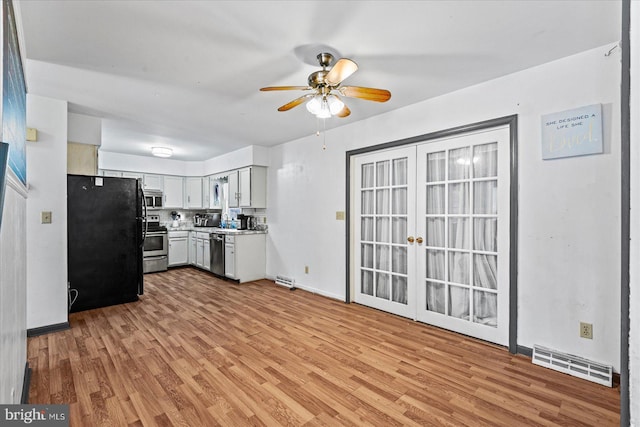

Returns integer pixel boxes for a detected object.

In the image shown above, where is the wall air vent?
[275,275,296,290]
[532,345,612,387]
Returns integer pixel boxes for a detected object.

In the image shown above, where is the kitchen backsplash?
[156,208,267,227]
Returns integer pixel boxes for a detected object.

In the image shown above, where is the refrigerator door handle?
[141,183,149,246]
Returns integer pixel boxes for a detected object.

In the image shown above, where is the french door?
[354,127,511,346]
[354,147,417,319]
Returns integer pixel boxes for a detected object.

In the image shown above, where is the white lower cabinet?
[224,233,266,283]
[188,232,196,265]
[168,231,189,266]
[195,232,210,271]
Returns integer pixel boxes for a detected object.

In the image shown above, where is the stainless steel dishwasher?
[210,233,225,276]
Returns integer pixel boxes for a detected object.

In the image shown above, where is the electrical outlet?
[580,322,593,339]
[41,211,52,224]
[304,266,309,274]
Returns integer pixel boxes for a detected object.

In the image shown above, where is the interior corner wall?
[68,112,101,145]
[26,94,68,330]
[266,43,622,370]
[628,0,639,423]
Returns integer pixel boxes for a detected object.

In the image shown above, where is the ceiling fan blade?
[260,86,311,91]
[277,94,313,111]
[325,58,358,86]
[336,104,351,118]
[339,86,391,102]
[332,95,350,118]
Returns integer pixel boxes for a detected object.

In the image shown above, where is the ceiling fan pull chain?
[322,118,327,151]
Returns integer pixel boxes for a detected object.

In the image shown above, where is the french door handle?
[416,237,423,244]
[407,236,415,243]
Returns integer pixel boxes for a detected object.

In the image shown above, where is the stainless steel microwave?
[144,190,164,209]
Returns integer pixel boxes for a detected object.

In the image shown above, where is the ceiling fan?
[260,53,391,119]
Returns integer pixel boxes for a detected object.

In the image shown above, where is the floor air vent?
[532,345,612,387]
[275,275,296,290]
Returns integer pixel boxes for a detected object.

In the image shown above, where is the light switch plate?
[335,211,345,220]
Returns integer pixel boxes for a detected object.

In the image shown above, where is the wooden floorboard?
[28,267,620,426]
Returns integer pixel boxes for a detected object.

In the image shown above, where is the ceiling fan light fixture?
[327,96,344,115]
[306,96,322,115]
[316,98,331,119]
[151,146,173,158]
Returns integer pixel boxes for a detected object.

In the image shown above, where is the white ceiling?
[15,1,621,161]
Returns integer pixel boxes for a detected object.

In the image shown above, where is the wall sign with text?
[541,104,603,160]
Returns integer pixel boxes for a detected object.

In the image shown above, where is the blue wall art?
[541,104,603,160]
[2,0,27,184]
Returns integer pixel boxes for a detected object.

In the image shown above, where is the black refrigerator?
[67,174,144,313]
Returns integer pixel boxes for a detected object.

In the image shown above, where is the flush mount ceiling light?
[151,147,172,158]
[260,52,391,119]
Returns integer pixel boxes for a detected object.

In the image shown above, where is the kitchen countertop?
[167,226,267,235]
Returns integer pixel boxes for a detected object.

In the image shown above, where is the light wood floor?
[28,267,620,426]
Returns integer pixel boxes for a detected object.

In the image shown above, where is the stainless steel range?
[143,214,168,273]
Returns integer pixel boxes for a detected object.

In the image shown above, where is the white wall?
[0,174,28,403]
[99,150,202,176]
[68,112,101,145]
[100,144,269,178]
[202,145,269,175]
[629,1,639,424]
[26,94,68,329]
[267,44,622,370]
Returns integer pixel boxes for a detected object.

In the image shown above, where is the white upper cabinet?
[185,177,203,208]
[121,171,143,180]
[202,177,211,208]
[143,174,163,191]
[163,176,184,208]
[228,166,266,208]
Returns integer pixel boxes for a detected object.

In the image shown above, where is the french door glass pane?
[448,147,470,180]
[474,254,497,289]
[362,163,375,187]
[473,143,498,178]
[392,246,407,274]
[392,188,407,214]
[361,190,374,214]
[361,270,373,295]
[426,217,445,247]
[474,218,497,252]
[376,189,390,214]
[376,161,390,186]
[375,245,390,270]
[449,285,470,320]
[474,290,497,327]
[426,185,445,214]
[392,158,408,185]
[449,218,469,249]
[426,249,445,280]
[361,243,373,268]
[361,217,373,241]
[376,218,389,242]
[474,180,497,214]
[376,273,390,299]
[426,281,446,314]
[427,151,446,182]
[392,276,408,304]
[392,217,407,244]
[449,182,469,214]
[448,252,469,284]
